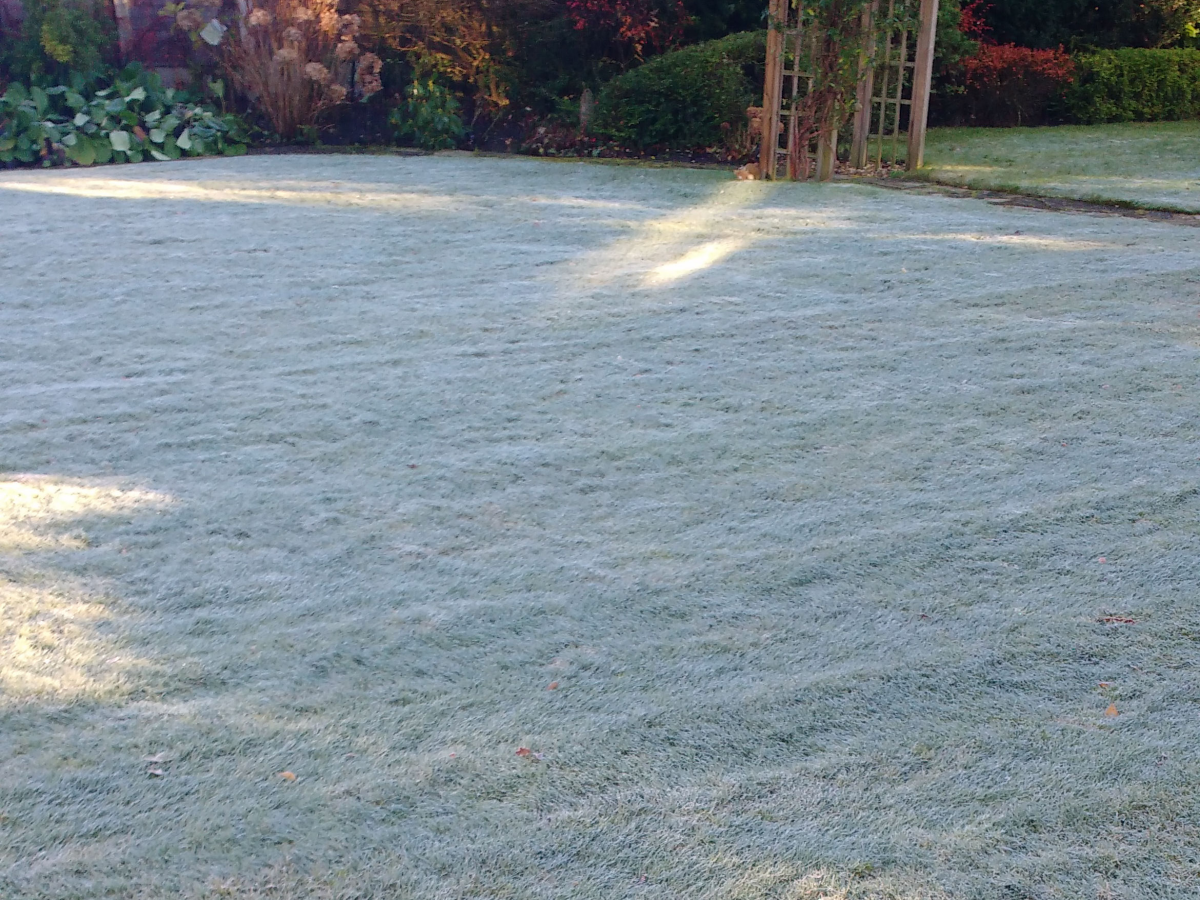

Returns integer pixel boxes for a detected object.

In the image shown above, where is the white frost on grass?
[924,121,1200,212]
[1,154,1200,898]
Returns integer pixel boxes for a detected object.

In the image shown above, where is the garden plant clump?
[3,155,1200,898]
[0,67,247,166]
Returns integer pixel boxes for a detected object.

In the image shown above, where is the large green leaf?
[109,130,131,152]
[73,112,89,127]
[125,86,147,103]
[175,128,192,150]
[65,135,96,166]
[93,140,113,164]
[30,86,48,117]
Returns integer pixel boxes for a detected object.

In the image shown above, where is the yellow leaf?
[1105,704,1119,717]
[278,770,297,781]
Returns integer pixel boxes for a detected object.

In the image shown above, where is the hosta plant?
[0,67,248,166]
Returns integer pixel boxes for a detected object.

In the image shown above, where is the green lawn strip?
[917,121,1200,213]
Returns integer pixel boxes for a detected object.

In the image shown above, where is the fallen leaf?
[1100,616,1136,625]
[1098,682,1112,687]
[547,681,559,690]
[147,767,165,777]
[1098,557,1107,563]
[515,747,532,757]
[143,752,174,763]
[1105,704,1119,717]
[278,771,297,781]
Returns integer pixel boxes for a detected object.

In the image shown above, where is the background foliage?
[0,64,246,165]
[982,0,1200,51]
[4,0,1200,159]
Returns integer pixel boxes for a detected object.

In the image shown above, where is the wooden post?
[816,127,837,181]
[906,0,938,171]
[758,0,787,180]
[850,0,878,170]
[111,0,135,62]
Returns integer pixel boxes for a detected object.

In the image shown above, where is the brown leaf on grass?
[1105,704,1119,717]
[278,771,297,781]
[515,747,544,761]
[547,681,559,690]
[515,747,531,757]
[1100,616,1136,625]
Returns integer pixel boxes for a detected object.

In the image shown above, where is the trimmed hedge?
[592,31,765,150]
[1066,49,1200,124]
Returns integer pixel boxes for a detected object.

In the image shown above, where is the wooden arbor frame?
[758,0,939,181]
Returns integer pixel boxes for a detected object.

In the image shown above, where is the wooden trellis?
[758,0,812,181]
[759,0,939,180]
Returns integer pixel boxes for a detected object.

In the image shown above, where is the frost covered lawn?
[923,121,1200,212]
[2,154,1200,899]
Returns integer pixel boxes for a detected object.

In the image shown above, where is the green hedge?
[1066,49,1200,124]
[592,32,765,150]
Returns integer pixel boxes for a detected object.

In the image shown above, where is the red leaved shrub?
[565,0,689,67]
[962,43,1075,126]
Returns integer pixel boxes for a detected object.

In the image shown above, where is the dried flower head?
[327,83,347,102]
[175,8,204,31]
[291,6,314,22]
[283,26,303,42]
[338,13,361,37]
[247,7,272,26]
[303,61,331,83]
[355,52,383,96]
[274,46,299,64]
[319,9,339,34]
[356,73,382,97]
[334,39,359,61]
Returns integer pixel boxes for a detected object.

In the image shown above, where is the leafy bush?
[0,0,116,84]
[959,43,1076,127]
[981,0,1200,52]
[0,66,248,166]
[1065,48,1200,123]
[389,78,466,149]
[591,30,765,150]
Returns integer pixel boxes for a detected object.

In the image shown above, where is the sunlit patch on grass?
[0,478,170,552]
[0,477,170,703]
[643,237,750,286]
[0,578,140,703]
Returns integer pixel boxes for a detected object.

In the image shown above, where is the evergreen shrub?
[1066,49,1200,123]
[591,31,765,150]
